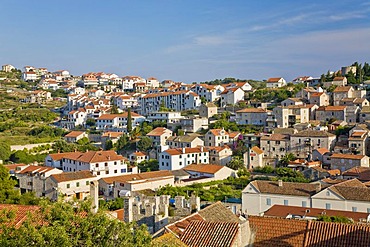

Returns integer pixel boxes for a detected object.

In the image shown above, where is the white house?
[46,150,135,179]
[96,112,145,132]
[266,77,286,88]
[205,128,229,147]
[311,179,370,213]
[220,87,244,107]
[242,180,319,215]
[146,127,173,146]
[159,147,209,170]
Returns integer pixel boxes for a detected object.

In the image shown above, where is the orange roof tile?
[330,153,365,160]
[251,146,264,155]
[236,108,267,113]
[165,147,206,155]
[101,170,173,184]
[51,171,96,183]
[183,164,225,174]
[146,127,171,136]
[65,131,85,138]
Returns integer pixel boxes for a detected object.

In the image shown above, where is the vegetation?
[0,199,152,246]
[0,164,40,205]
[157,176,249,201]
[138,159,159,172]
[99,198,124,211]
[137,136,153,152]
[51,139,99,153]
[0,143,11,161]
[252,166,309,183]
[127,108,132,132]
[247,83,306,103]
[317,215,353,223]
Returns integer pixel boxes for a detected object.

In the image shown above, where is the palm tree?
[227,156,244,170]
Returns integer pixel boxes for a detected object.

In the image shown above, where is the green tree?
[278,153,296,167]
[86,118,96,127]
[0,199,152,246]
[138,159,159,172]
[116,135,129,151]
[137,136,152,152]
[105,140,113,150]
[0,143,11,162]
[127,108,132,132]
[227,156,244,170]
[0,164,19,204]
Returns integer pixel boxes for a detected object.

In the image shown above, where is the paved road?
[10,142,55,151]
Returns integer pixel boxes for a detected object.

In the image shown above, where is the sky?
[1,0,370,83]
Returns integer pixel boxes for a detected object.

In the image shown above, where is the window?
[86,181,89,185]
[367,208,370,213]
[76,182,80,187]
[67,184,70,189]
[106,171,109,174]
[266,198,271,206]
[121,169,126,173]
[95,163,99,168]
[352,207,357,212]
[114,161,117,165]
[179,162,182,166]
[302,201,307,207]
[105,162,108,167]
[114,170,117,174]
[325,203,331,210]
[97,172,100,175]
[284,200,288,206]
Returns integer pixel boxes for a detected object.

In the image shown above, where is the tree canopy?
[0,199,152,246]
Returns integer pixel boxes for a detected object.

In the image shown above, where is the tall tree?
[0,143,11,162]
[226,156,244,170]
[127,108,132,132]
[137,136,152,152]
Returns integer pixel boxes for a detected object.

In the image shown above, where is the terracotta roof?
[180,221,239,247]
[208,129,229,136]
[327,169,341,176]
[236,108,267,113]
[251,146,264,155]
[60,150,125,163]
[292,130,336,137]
[101,170,173,184]
[267,77,283,83]
[204,145,232,153]
[165,201,240,238]
[165,147,206,155]
[264,205,369,222]
[48,152,81,161]
[314,147,330,155]
[132,151,147,157]
[146,127,171,136]
[228,132,241,139]
[65,131,85,138]
[328,179,370,202]
[51,171,96,183]
[3,163,28,172]
[342,166,370,177]
[166,135,199,143]
[249,216,370,247]
[101,131,123,138]
[333,85,352,92]
[310,92,324,97]
[0,204,41,228]
[333,76,346,81]
[18,165,57,175]
[249,216,307,247]
[183,164,225,174]
[151,233,187,247]
[305,220,370,246]
[97,112,141,120]
[247,180,318,197]
[316,105,346,111]
[261,134,289,141]
[330,153,365,160]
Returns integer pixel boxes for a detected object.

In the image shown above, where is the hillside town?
[2,62,370,246]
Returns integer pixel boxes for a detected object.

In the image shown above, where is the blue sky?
[1,0,370,82]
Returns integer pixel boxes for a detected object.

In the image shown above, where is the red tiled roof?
[65,131,85,138]
[267,77,283,83]
[165,147,206,155]
[314,147,330,155]
[51,171,96,183]
[180,221,239,247]
[0,204,41,228]
[183,164,225,174]
[317,106,346,111]
[251,146,264,155]
[208,128,229,136]
[330,153,365,160]
[18,165,56,175]
[333,85,352,92]
[236,108,267,113]
[264,205,369,222]
[146,127,171,136]
[248,180,318,197]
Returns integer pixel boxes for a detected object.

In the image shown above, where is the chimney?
[90,180,99,214]
[278,180,283,187]
[182,147,185,154]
